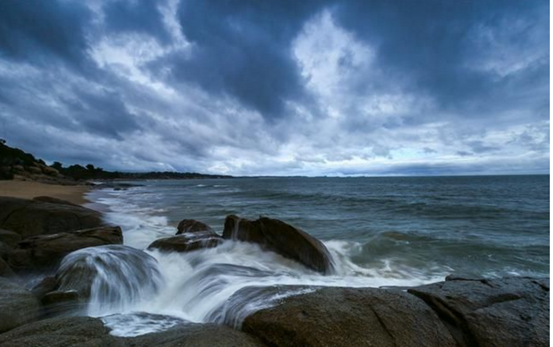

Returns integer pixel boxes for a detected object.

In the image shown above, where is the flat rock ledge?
[233,276,549,347]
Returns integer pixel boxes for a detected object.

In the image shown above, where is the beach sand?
[0,180,90,205]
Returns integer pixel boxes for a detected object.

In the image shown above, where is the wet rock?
[239,285,456,347]
[0,241,12,260]
[0,257,15,278]
[0,229,21,248]
[41,290,82,318]
[127,322,266,347]
[0,277,40,333]
[223,215,334,274]
[0,316,120,347]
[0,316,266,347]
[0,197,103,238]
[32,196,81,207]
[31,276,59,299]
[408,276,550,347]
[8,226,123,271]
[148,232,223,253]
[177,219,215,234]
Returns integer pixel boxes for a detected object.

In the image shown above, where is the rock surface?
[0,197,103,238]
[408,276,550,347]
[223,215,334,274]
[0,316,266,347]
[237,285,456,347]
[0,316,118,347]
[148,232,223,253]
[0,277,40,333]
[0,229,21,248]
[8,226,123,271]
[177,219,214,234]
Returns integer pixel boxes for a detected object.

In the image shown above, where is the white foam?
[85,186,445,337]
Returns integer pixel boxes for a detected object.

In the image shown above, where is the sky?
[0,0,549,176]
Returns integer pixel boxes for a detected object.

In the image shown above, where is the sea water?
[80,175,549,336]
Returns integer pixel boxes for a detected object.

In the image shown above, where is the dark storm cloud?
[171,0,323,119]
[331,0,549,118]
[0,0,91,66]
[63,88,141,139]
[0,0,548,175]
[102,0,171,43]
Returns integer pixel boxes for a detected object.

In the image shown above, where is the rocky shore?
[0,195,549,346]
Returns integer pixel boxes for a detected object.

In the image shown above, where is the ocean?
[84,175,549,335]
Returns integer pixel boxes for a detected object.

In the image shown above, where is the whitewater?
[75,183,448,336]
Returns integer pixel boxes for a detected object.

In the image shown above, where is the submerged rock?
[0,277,40,333]
[177,219,215,234]
[223,215,334,274]
[408,276,550,347]
[8,226,123,271]
[239,285,456,347]
[0,197,103,238]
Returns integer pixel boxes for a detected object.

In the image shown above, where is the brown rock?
[148,231,222,253]
[0,229,21,248]
[223,215,334,274]
[238,285,456,347]
[0,316,266,347]
[0,277,40,333]
[177,219,214,234]
[8,226,123,271]
[0,197,103,238]
[408,276,550,347]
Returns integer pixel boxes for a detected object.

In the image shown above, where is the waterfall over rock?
[56,245,163,315]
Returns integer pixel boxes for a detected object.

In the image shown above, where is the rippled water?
[83,175,549,336]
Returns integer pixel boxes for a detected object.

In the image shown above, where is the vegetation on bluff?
[0,140,231,181]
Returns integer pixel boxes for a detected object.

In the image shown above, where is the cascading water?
[57,245,163,316]
[77,186,450,337]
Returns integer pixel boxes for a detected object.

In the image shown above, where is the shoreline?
[0,180,91,206]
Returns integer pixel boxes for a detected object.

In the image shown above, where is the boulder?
[8,226,123,271]
[0,277,40,333]
[0,197,103,238]
[148,232,223,253]
[177,219,215,234]
[408,276,550,347]
[238,285,456,347]
[223,216,334,274]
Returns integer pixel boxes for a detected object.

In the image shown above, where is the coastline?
[0,180,91,205]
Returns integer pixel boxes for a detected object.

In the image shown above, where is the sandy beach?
[0,180,90,205]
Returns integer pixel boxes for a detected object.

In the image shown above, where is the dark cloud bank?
[0,0,549,176]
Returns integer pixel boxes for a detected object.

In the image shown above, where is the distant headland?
[0,140,232,183]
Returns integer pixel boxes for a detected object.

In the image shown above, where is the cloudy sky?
[0,0,549,176]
